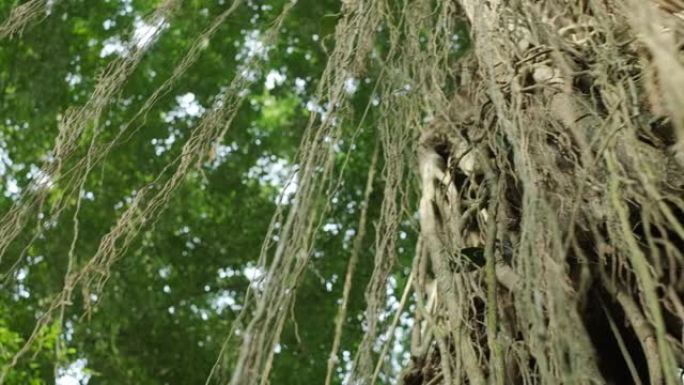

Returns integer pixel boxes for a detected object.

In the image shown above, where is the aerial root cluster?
[408,0,684,384]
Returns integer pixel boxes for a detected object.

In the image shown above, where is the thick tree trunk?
[407,1,684,384]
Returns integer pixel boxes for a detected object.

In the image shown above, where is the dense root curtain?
[408,0,684,384]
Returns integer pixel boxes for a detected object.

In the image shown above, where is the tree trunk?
[407,1,684,384]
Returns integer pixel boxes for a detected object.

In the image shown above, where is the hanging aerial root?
[0,2,290,382]
[324,144,379,385]
[80,0,295,314]
[483,172,503,385]
[1,0,247,300]
[0,0,180,268]
[0,0,54,40]
[606,153,679,385]
[214,1,388,384]
[600,269,662,385]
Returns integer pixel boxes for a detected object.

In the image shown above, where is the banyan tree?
[1,0,684,384]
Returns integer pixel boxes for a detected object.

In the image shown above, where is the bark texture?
[407,1,684,384]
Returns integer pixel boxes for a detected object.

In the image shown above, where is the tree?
[0,1,683,385]
[408,1,684,384]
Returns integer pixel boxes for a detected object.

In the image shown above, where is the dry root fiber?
[406,0,684,384]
